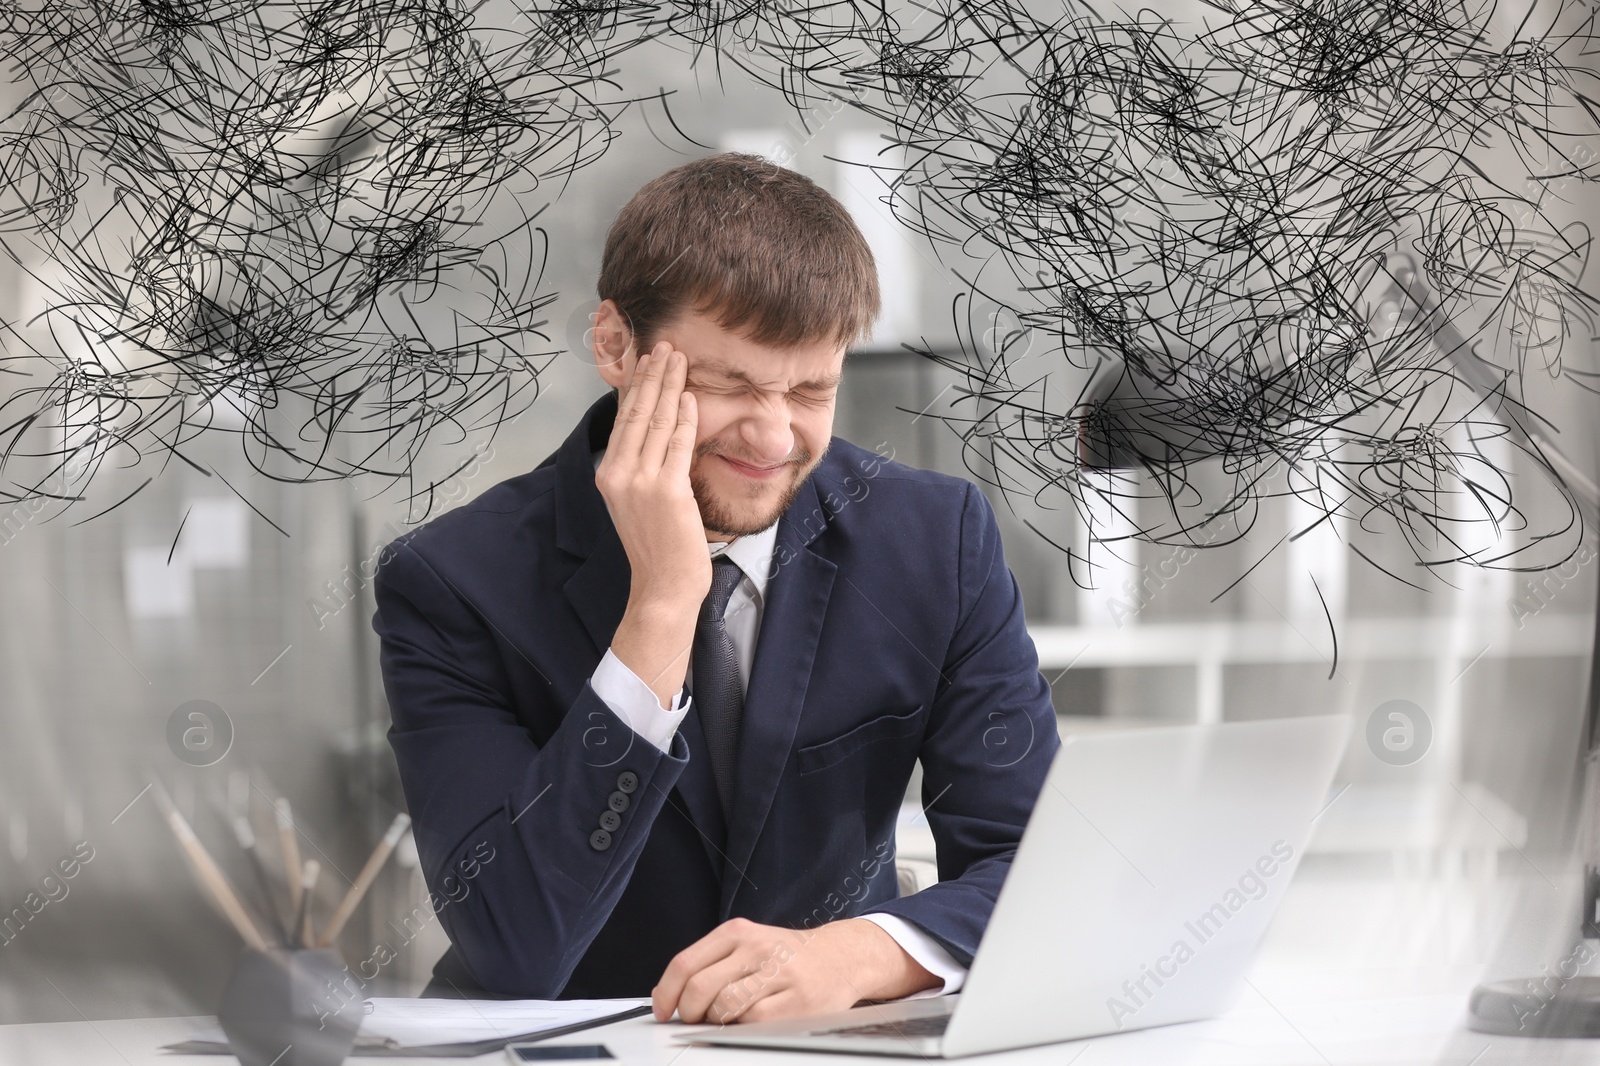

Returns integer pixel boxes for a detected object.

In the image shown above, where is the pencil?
[317,813,411,946]
[275,798,304,916]
[232,815,288,943]
[150,781,270,952]
[293,859,321,948]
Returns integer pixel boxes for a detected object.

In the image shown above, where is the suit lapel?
[555,392,729,872]
[720,477,837,917]
[560,533,630,660]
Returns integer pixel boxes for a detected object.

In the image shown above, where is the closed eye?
[687,379,743,395]
[688,377,836,406]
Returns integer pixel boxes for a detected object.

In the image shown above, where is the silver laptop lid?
[944,714,1349,1057]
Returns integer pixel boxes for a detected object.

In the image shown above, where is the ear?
[591,300,637,390]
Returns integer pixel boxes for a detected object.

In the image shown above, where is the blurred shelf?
[1029,614,1591,669]
[1030,614,1591,726]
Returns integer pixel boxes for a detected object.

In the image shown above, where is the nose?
[738,398,796,465]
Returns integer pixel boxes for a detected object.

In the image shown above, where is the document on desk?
[164,997,654,1057]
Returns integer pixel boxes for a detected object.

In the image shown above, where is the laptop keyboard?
[818,1014,950,1039]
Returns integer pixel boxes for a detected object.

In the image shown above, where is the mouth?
[717,455,789,481]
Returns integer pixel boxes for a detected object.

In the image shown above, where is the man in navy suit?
[373,153,1059,1024]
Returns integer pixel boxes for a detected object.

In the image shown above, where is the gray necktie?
[694,556,746,817]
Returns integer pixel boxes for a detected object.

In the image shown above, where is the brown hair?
[597,152,880,354]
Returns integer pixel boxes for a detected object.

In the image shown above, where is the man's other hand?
[651,916,942,1025]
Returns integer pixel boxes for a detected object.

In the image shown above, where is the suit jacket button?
[599,810,621,832]
[616,771,638,794]
[607,791,630,813]
[589,829,612,851]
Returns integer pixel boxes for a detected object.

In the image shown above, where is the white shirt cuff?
[856,913,967,998]
[591,648,690,754]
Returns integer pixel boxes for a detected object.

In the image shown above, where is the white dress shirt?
[587,452,967,997]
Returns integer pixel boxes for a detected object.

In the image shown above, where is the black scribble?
[1210,533,1291,604]
[168,503,190,566]
[0,0,1595,593]
[1311,572,1338,680]
[721,0,1600,579]
[0,0,654,518]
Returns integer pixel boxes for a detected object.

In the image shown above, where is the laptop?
[677,713,1350,1058]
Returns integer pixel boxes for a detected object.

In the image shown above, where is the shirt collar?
[708,521,778,603]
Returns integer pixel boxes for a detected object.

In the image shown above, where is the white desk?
[1029,612,1589,727]
[7,988,1600,1066]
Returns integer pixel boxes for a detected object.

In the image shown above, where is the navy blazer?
[372,392,1060,998]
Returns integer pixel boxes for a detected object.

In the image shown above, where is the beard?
[690,438,826,537]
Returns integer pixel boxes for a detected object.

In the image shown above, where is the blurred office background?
[0,0,1597,1036]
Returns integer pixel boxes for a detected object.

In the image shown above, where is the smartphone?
[505,1044,614,1061]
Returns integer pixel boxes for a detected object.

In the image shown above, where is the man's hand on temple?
[650,916,942,1025]
[596,341,710,707]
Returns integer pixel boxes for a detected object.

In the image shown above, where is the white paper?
[175,997,652,1052]
[358,997,651,1047]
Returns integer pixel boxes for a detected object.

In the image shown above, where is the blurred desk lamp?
[1069,252,1600,1036]
[1381,257,1600,1037]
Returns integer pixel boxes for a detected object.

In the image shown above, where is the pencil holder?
[217,946,362,1066]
